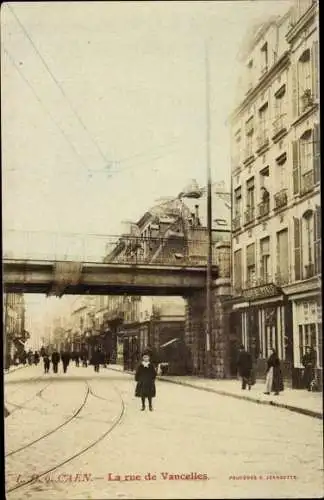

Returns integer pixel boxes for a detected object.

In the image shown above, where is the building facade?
[229,0,321,387]
[3,293,29,362]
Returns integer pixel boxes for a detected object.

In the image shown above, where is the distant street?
[5,366,323,499]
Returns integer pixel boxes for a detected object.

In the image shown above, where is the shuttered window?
[277,229,289,283]
[292,140,299,194]
[312,40,319,100]
[294,218,302,280]
[314,205,321,274]
[313,123,320,184]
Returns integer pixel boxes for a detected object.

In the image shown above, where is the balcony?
[258,200,270,218]
[300,88,314,113]
[256,131,269,153]
[232,215,241,232]
[300,170,314,195]
[257,274,272,286]
[244,207,255,225]
[273,189,288,211]
[275,271,290,286]
[304,263,315,279]
[272,114,287,140]
[243,146,254,165]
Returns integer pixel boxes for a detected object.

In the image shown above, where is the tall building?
[3,293,29,361]
[228,0,320,387]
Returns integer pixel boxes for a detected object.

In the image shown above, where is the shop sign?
[242,283,280,301]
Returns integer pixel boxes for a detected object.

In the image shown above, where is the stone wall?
[184,278,231,378]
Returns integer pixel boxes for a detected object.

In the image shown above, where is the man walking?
[237,344,253,390]
[51,350,60,374]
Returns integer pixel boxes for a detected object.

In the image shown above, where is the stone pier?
[184,241,232,378]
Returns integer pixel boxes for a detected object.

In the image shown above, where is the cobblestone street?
[5,366,323,499]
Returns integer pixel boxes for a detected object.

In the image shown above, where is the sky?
[1,0,291,345]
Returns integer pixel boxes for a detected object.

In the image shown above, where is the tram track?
[5,380,54,417]
[6,380,126,494]
[6,382,90,458]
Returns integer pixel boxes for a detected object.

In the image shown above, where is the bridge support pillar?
[185,278,231,378]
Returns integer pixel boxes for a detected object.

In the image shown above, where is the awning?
[160,338,180,348]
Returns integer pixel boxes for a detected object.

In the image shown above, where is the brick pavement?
[109,364,323,419]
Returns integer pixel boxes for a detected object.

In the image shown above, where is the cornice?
[286,3,317,44]
[230,52,290,123]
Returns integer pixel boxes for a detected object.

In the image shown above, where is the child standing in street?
[135,353,156,411]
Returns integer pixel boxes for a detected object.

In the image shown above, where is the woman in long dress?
[264,348,284,395]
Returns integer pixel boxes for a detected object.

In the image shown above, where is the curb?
[108,366,323,420]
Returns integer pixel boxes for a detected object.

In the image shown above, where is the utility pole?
[205,39,212,377]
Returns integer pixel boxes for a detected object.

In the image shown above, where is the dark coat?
[267,353,284,392]
[237,350,253,378]
[302,351,316,388]
[43,356,50,368]
[135,363,156,398]
[61,352,70,365]
[51,352,60,365]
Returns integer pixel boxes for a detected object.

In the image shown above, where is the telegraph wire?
[8,3,113,175]
[3,47,91,174]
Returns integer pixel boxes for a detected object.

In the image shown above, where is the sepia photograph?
[2,0,322,499]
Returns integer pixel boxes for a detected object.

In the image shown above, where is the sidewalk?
[108,364,323,419]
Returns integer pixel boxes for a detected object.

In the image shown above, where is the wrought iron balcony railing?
[304,263,315,279]
[258,200,270,217]
[244,207,255,225]
[274,189,288,210]
[272,114,287,136]
[275,271,290,286]
[256,131,269,151]
[300,170,314,195]
[300,88,314,113]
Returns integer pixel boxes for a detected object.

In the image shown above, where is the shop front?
[290,290,322,389]
[229,283,293,383]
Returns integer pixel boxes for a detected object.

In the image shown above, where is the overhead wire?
[6,4,195,180]
[8,3,113,175]
[3,47,92,174]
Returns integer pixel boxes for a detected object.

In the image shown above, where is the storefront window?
[318,323,322,368]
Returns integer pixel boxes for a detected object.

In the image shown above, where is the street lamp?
[205,39,212,377]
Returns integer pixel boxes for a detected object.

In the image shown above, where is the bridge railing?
[2,229,218,267]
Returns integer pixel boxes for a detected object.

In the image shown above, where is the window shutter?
[312,40,319,100]
[314,206,321,274]
[294,218,302,280]
[292,65,298,118]
[292,140,300,194]
[313,123,320,184]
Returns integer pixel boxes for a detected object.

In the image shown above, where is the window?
[276,229,289,284]
[246,243,256,287]
[233,249,242,292]
[260,237,270,283]
[275,152,287,192]
[273,85,286,132]
[258,103,268,145]
[246,177,255,208]
[261,42,268,74]
[245,117,254,158]
[302,210,314,278]
[234,187,242,217]
[298,49,312,112]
